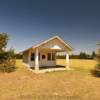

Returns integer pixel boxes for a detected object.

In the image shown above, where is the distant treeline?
[15,54,23,59]
[56,51,96,59]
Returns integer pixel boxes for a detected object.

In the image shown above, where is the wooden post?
[35,48,39,71]
[66,52,69,69]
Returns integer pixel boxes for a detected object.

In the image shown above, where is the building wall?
[23,51,29,64]
[39,51,56,67]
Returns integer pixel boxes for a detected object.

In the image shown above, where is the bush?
[0,50,16,73]
[92,64,100,77]
[0,59,16,73]
[93,49,100,77]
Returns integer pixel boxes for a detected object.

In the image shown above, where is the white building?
[22,36,73,73]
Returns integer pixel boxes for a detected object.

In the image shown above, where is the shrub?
[93,49,100,77]
[0,58,16,73]
[0,50,16,72]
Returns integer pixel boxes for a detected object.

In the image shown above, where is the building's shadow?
[30,65,65,70]
[40,65,65,70]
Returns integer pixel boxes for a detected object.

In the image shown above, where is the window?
[31,53,40,61]
[31,53,35,61]
[48,53,51,61]
[52,53,55,60]
[42,55,45,59]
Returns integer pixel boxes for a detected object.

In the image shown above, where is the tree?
[79,52,89,59]
[0,33,16,72]
[91,51,96,59]
[15,53,23,59]
[0,33,8,51]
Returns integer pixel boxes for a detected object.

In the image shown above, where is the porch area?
[28,48,70,73]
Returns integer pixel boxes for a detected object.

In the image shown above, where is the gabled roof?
[21,35,73,53]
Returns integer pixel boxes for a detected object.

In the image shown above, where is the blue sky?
[0,0,100,54]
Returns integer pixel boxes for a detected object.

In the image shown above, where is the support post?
[35,48,39,71]
[66,52,69,69]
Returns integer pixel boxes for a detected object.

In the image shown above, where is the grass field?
[0,59,100,100]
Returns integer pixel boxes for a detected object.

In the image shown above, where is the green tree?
[79,52,89,59]
[15,53,23,59]
[91,51,96,59]
[0,33,8,51]
[0,33,16,72]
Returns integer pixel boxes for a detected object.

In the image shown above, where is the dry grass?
[57,59,97,70]
[0,59,100,100]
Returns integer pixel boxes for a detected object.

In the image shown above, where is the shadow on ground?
[90,69,100,77]
[30,65,65,70]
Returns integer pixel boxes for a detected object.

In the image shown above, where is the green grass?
[0,59,100,100]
